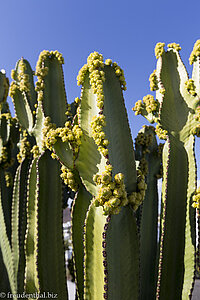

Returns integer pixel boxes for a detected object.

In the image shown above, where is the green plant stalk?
[135,126,162,300]
[24,151,68,299]
[134,43,198,299]
[71,182,92,300]
[73,54,139,300]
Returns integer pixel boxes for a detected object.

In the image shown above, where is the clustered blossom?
[133,95,158,117]
[189,40,200,65]
[30,145,40,159]
[128,170,147,211]
[192,187,200,209]
[93,166,128,215]
[167,43,181,52]
[60,165,78,192]
[155,124,168,140]
[149,70,158,91]
[17,131,31,163]
[132,100,144,116]
[91,115,109,158]
[155,42,165,59]
[191,106,200,137]
[185,79,197,96]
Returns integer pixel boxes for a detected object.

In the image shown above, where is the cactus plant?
[134,125,163,300]
[0,41,199,300]
[0,52,69,299]
[53,52,145,299]
[133,41,200,299]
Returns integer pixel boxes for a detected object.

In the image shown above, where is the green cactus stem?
[0,70,9,105]
[105,206,139,300]
[24,151,68,298]
[83,202,107,299]
[73,52,140,300]
[76,52,138,210]
[9,59,35,133]
[135,42,199,299]
[71,182,92,299]
[35,50,67,127]
[0,171,17,294]
[135,126,162,300]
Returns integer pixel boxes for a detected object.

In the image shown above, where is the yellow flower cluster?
[194,106,200,122]
[132,100,144,115]
[17,131,31,163]
[42,117,56,149]
[9,81,18,99]
[160,88,166,95]
[167,43,181,52]
[0,146,15,169]
[30,145,40,159]
[90,115,109,157]
[143,94,158,114]
[155,42,165,59]
[93,161,147,214]
[93,166,128,215]
[133,95,158,117]
[189,40,200,65]
[0,146,8,165]
[76,64,88,86]
[60,165,78,192]
[155,124,168,140]
[43,117,82,156]
[128,170,147,211]
[5,172,13,187]
[149,70,158,91]
[185,79,197,96]
[74,97,81,105]
[192,186,200,209]
[191,124,200,137]
[0,113,12,120]
[191,106,200,136]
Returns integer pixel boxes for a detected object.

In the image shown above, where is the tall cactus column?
[135,126,163,300]
[9,51,70,299]
[133,42,199,299]
[72,53,145,300]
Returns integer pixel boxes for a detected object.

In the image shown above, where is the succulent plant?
[133,41,200,299]
[0,41,199,300]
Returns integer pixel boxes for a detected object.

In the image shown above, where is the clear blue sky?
[1,0,200,176]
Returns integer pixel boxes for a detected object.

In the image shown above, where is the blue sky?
[1,0,200,175]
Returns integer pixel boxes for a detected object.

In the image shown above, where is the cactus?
[135,125,163,300]
[0,42,199,300]
[133,41,200,299]
[0,52,69,299]
[57,52,142,299]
